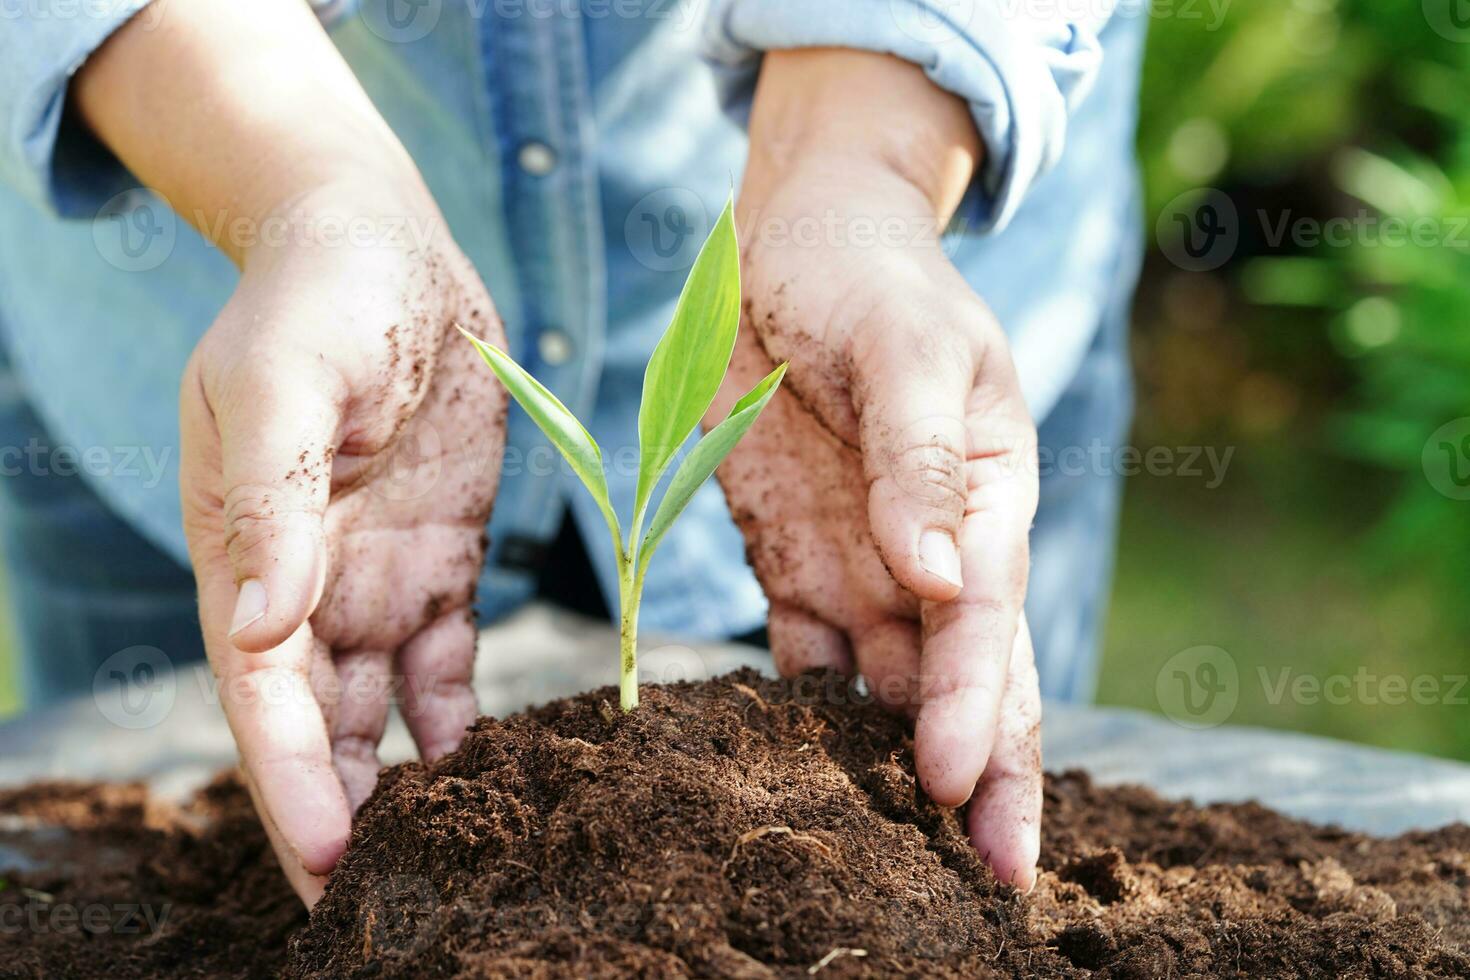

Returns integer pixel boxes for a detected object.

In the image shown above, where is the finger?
[912,476,1033,808]
[966,617,1042,893]
[208,612,351,876]
[768,602,853,676]
[183,363,352,889]
[852,319,975,603]
[397,607,479,762]
[327,647,393,812]
[211,355,346,653]
[241,769,329,908]
[851,619,921,717]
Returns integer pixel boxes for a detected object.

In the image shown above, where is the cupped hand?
[179,188,507,904]
[720,119,1043,889]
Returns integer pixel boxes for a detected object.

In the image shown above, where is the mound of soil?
[2,670,1467,978]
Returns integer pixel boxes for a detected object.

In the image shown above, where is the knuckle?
[903,447,966,508]
[922,595,1009,642]
[222,484,319,567]
[881,423,967,512]
[223,513,278,567]
[920,672,999,713]
[331,733,381,764]
[223,483,274,523]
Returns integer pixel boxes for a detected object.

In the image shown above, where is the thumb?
[854,324,975,603]
[212,358,343,653]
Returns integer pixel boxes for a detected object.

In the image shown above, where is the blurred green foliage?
[1103,0,1470,758]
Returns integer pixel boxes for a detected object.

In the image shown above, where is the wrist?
[232,166,441,274]
[743,49,981,223]
[74,0,430,267]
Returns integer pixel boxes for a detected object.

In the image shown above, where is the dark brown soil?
[0,774,303,979]
[2,670,1467,978]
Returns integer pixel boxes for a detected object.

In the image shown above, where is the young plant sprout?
[460,197,786,712]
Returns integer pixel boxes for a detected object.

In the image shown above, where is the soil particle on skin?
[2,670,1467,979]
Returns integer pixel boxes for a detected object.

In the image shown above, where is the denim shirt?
[0,0,1146,641]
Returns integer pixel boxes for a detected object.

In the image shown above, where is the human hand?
[718,50,1042,889]
[73,0,507,906]
[179,186,507,904]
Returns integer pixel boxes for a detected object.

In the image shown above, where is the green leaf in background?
[459,327,622,544]
[633,195,742,531]
[638,362,786,573]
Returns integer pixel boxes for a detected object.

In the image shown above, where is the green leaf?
[459,327,622,544]
[638,362,786,572]
[634,195,742,534]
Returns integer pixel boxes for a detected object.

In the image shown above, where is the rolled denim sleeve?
[703,0,1128,232]
[0,0,154,217]
[0,0,353,219]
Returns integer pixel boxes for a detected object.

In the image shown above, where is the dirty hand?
[178,190,507,905]
[76,0,506,905]
[718,50,1042,889]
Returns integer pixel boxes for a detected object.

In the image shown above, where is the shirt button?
[538,329,574,366]
[517,141,558,177]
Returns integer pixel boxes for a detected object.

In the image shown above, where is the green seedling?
[460,197,785,712]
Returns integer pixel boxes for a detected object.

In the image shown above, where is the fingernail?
[229,579,268,637]
[919,529,963,589]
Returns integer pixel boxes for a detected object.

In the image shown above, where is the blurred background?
[0,1,1465,761]
[1100,0,1470,759]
